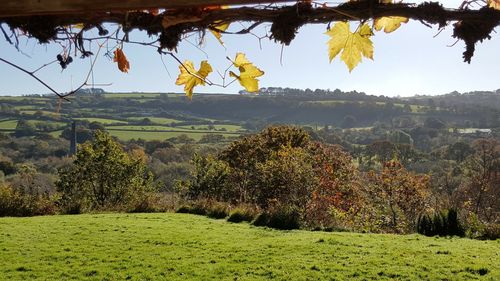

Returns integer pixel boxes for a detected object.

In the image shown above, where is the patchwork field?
[0,213,498,280]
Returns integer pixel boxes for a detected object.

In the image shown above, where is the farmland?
[0,213,498,280]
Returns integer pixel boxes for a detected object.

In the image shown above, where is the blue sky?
[0,0,498,97]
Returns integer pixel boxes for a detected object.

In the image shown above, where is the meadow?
[0,213,498,280]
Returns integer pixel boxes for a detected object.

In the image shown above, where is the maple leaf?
[175,60,213,99]
[374,16,408,33]
[209,22,230,45]
[325,22,373,72]
[113,48,130,73]
[488,0,500,10]
[229,53,264,93]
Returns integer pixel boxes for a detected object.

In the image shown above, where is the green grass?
[177,124,244,132]
[0,120,18,130]
[0,213,497,280]
[74,117,127,125]
[127,117,183,124]
[107,130,238,141]
[103,93,162,98]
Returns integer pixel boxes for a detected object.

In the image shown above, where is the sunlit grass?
[0,213,498,280]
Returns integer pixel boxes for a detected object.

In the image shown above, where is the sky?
[0,0,499,97]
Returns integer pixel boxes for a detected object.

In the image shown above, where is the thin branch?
[0,57,68,100]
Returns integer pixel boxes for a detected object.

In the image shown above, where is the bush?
[417,209,464,237]
[227,206,257,223]
[127,192,179,213]
[0,184,58,217]
[175,200,229,218]
[252,206,301,230]
[206,202,229,219]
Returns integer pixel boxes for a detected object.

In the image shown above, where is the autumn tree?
[367,160,431,233]
[458,138,499,224]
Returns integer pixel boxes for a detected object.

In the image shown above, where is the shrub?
[252,206,301,230]
[417,209,464,237]
[127,192,179,213]
[0,184,58,217]
[227,206,257,223]
[206,202,229,219]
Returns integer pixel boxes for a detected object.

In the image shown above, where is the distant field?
[127,117,183,124]
[103,93,183,98]
[0,213,498,280]
[19,110,62,117]
[74,117,127,125]
[0,120,17,130]
[107,130,239,141]
[177,124,244,132]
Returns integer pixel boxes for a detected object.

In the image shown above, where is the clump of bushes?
[417,209,464,237]
[175,200,229,219]
[0,184,58,217]
[252,205,301,230]
[227,205,258,223]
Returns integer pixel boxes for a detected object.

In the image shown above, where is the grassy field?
[0,213,498,281]
[0,120,17,130]
[107,130,239,141]
[127,117,184,124]
[74,117,127,125]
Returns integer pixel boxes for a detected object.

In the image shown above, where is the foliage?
[252,204,302,230]
[0,183,57,217]
[366,160,431,233]
[227,205,258,223]
[175,60,213,99]
[56,130,155,213]
[417,209,465,237]
[229,53,265,93]
[326,22,373,72]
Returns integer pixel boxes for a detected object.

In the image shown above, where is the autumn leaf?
[325,22,373,72]
[175,60,213,99]
[373,1,408,33]
[210,22,230,45]
[374,16,408,33]
[229,53,264,93]
[488,0,500,10]
[113,48,130,73]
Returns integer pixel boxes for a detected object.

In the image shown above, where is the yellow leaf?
[210,22,230,45]
[374,16,408,33]
[488,0,500,10]
[325,22,373,72]
[229,53,264,93]
[175,60,213,99]
[113,48,130,73]
[72,23,85,29]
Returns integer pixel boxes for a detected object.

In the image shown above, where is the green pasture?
[0,120,17,130]
[176,124,244,132]
[107,130,238,141]
[74,117,127,125]
[127,117,183,124]
[0,213,498,280]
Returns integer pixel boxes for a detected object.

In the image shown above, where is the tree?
[367,160,431,233]
[458,138,499,223]
[14,120,37,137]
[56,130,155,213]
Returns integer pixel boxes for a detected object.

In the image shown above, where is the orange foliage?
[113,48,130,73]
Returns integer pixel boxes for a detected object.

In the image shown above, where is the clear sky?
[0,0,498,97]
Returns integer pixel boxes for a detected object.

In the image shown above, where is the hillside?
[1,88,498,144]
[0,213,498,280]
